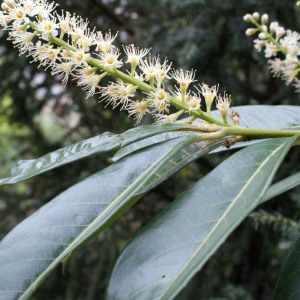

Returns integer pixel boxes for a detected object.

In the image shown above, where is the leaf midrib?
[159,144,285,300]
[19,135,199,300]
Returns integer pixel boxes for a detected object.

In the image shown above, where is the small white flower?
[35,0,58,20]
[37,18,59,40]
[29,41,60,69]
[123,44,150,67]
[216,93,231,120]
[11,31,34,54]
[286,45,300,61]
[78,33,94,51]
[139,56,160,81]
[155,58,172,83]
[67,15,89,43]
[10,6,30,24]
[75,66,102,98]
[51,62,73,85]
[36,44,61,69]
[264,42,278,58]
[186,93,201,112]
[98,49,123,71]
[95,30,117,53]
[253,38,265,52]
[22,0,38,17]
[67,47,90,66]
[216,93,230,111]
[99,81,136,109]
[56,10,71,32]
[126,100,150,125]
[197,83,218,107]
[147,88,170,113]
[280,30,300,48]
[99,83,119,108]
[268,58,284,77]
[281,64,298,85]
[153,113,178,124]
[169,69,197,91]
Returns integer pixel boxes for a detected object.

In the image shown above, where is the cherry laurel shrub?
[1,1,300,299]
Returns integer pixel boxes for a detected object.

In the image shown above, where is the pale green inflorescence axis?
[1,0,300,146]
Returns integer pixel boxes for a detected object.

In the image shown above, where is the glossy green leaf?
[0,133,217,300]
[0,124,190,185]
[112,105,300,160]
[274,233,300,300]
[261,171,300,204]
[210,105,300,153]
[214,105,300,128]
[106,137,297,300]
[2,105,300,186]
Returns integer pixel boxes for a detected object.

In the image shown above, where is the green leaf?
[113,105,300,160]
[210,105,300,153]
[2,105,300,185]
[273,233,300,300]
[261,171,300,204]
[106,137,297,300]
[0,124,190,185]
[0,133,213,300]
[218,105,300,129]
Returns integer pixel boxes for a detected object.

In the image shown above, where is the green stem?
[177,124,300,140]
[130,65,136,77]
[222,115,228,124]
[224,127,300,138]
[181,90,186,102]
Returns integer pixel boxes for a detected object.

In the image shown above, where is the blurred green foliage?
[1,0,300,299]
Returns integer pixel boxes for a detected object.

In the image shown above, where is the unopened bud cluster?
[0,0,232,126]
[244,11,300,91]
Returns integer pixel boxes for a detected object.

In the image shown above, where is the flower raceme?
[244,12,300,91]
[0,0,232,126]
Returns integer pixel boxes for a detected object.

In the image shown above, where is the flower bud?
[261,14,269,24]
[258,32,267,40]
[252,12,260,21]
[245,28,257,36]
[297,1,300,7]
[255,39,265,50]
[262,25,268,32]
[4,0,15,9]
[243,14,253,22]
[1,3,9,11]
[276,27,285,39]
[270,22,279,34]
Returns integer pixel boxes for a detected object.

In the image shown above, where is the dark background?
[1,0,300,299]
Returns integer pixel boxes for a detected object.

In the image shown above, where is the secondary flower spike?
[244,11,300,93]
